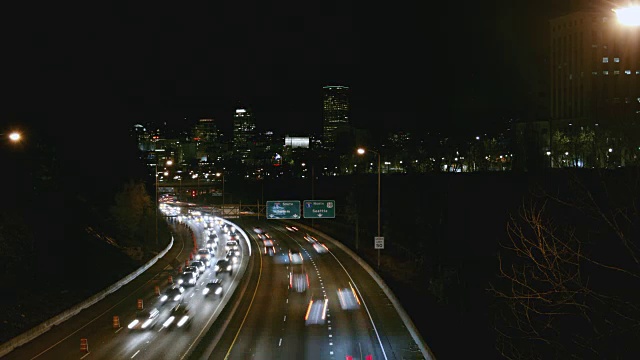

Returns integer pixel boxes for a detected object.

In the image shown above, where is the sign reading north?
[266,201,301,219]
[303,200,335,219]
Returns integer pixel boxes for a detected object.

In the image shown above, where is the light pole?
[357,147,381,268]
[155,159,172,247]
[216,172,225,212]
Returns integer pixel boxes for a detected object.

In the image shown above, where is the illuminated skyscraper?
[322,85,350,149]
[232,106,256,162]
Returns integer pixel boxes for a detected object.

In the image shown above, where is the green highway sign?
[266,200,301,219]
[303,200,335,219]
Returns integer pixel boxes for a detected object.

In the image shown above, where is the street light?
[216,172,225,212]
[357,147,382,268]
[155,158,173,246]
[614,5,640,26]
[8,132,21,142]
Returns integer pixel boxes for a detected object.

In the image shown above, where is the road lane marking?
[131,349,140,358]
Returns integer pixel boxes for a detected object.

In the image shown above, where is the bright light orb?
[8,132,21,142]
[614,6,640,26]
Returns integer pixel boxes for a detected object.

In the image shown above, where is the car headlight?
[178,279,184,284]
[160,295,168,302]
[215,287,222,294]
[215,265,219,270]
[142,319,154,329]
[173,294,181,301]
[177,315,189,327]
[203,288,210,295]
[128,320,139,329]
[226,265,231,271]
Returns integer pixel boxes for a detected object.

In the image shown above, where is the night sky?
[2,0,574,145]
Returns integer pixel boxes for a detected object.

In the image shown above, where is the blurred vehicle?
[203,279,223,297]
[305,297,328,325]
[178,271,197,286]
[285,225,297,232]
[289,265,309,293]
[128,308,160,330]
[288,248,303,264]
[159,285,185,305]
[263,239,275,256]
[190,260,206,273]
[225,240,239,252]
[161,302,192,329]
[304,234,317,244]
[215,259,233,275]
[337,283,361,310]
[195,248,212,261]
[253,227,263,234]
[225,250,239,264]
[206,239,217,251]
[312,242,329,254]
[184,265,200,279]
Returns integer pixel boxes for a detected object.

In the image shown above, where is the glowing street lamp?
[357,147,382,268]
[216,172,225,210]
[8,132,21,142]
[614,5,640,26]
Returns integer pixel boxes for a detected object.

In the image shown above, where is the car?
[178,271,197,286]
[253,227,263,234]
[312,242,329,254]
[337,283,361,310]
[225,240,239,252]
[225,250,239,264]
[288,248,303,264]
[214,259,233,275]
[159,285,185,305]
[203,279,223,297]
[128,308,160,330]
[263,240,276,256]
[206,239,217,251]
[161,302,192,329]
[304,234,317,244]
[184,265,200,279]
[289,265,309,293]
[195,248,212,261]
[285,225,296,232]
[264,244,276,256]
[305,297,329,326]
[190,260,206,273]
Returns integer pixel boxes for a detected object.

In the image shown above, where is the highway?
[199,218,428,360]
[2,211,431,360]
[1,215,249,360]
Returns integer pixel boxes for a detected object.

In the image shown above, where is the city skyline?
[2,1,583,140]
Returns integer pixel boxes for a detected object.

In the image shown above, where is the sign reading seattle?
[303,200,336,219]
[266,201,301,219]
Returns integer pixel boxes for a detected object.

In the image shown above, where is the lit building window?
[614,57,620,63]
[625,70,631,75]
[614,70,620,75]
[603,70,609,75]
[602,57,609,63]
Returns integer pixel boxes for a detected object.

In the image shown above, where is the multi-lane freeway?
[1,210,433,360]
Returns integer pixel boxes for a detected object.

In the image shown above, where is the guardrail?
[0,237,174,358]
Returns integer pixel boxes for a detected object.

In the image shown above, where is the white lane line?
[283,315,287,322]
[279,338,282,347]
[131,349,140,358]
[80,352,91,359]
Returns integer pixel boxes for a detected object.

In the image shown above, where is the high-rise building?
[192,118,221,164]
[549,8,639,130]
[232,106,256,162]
[322,85,350,149]
[549,5,639,167]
